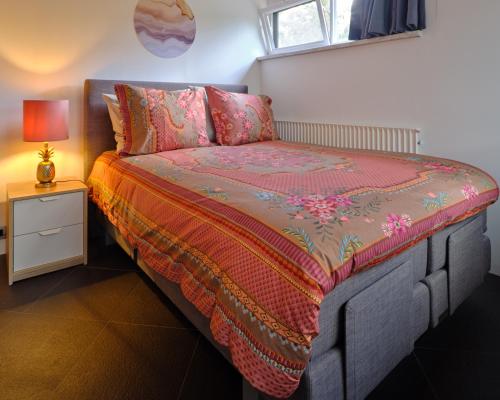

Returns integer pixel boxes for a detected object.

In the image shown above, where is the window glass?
[319,0,352,43]
[273,1,324,48]
[333,0,353,42]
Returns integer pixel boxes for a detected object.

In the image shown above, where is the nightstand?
[7,181,88,285]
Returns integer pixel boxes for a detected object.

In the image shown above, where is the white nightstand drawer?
[13,224,84,272]
[13,192,84,236]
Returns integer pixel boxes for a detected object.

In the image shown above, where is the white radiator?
[275,121,421,154]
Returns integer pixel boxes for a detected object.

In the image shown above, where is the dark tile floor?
[0,242,499,400]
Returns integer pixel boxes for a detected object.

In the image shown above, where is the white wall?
[260,0,500,274]
[0,0,265,253]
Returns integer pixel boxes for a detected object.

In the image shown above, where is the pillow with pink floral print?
[205,86,278,146]
[115,84,211,155]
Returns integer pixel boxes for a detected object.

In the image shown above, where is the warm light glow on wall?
[0,150,80,178]
[0,151,39,173]
[0,151,40,200]
[0,149,82,199]
[0,50,79,75]
[0,3,108,74]
[0,37,104,75]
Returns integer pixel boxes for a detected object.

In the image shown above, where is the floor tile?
[86,241,138,271]
[25,267,139,321]
[0,311,105,400]
[179,336,242,400]
[415,348,500,400]
[483,273,500,289]
[111,273,194,329]
[416,275,500,354]
[53,322,199,400]
[0,255,75,312]
[0,309,17,328]
[367,353,438,400]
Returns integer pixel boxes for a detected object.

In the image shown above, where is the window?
[259,0,353,55]
[260,0,329,54]
[322,0,353,43]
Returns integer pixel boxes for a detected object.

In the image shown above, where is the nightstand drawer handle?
[39,196,61,202]
[38,228,62,237]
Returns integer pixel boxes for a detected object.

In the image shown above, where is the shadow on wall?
[241,60,262,93]
[88,41,264,92]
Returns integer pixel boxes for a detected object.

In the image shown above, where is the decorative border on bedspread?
[89,168,315,398]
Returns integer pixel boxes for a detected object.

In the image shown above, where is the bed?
[84,79,498,400]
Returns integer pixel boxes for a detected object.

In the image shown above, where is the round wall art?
[134,0,196,58]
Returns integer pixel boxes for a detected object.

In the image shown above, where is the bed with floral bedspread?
[88,141,498,398]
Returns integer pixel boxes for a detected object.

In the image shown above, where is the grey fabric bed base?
[95,207,490,400]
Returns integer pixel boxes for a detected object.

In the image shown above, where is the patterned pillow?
[102,94,125,154]
[205,86,278,146]
[189,86,217,143]
[115,84,211,155]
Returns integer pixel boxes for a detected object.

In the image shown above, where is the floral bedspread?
[88,141,498,398]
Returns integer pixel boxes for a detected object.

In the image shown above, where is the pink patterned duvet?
[88,141,498,398]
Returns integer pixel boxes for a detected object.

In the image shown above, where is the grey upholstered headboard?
[83,79,249,180]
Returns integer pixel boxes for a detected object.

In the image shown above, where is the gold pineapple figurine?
[36,142,56,188]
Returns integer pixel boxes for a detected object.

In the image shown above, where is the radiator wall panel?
[276,121,421,154]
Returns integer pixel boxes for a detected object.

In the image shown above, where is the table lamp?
[23,100,69,188]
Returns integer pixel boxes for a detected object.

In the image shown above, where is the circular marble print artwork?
[134,0,196,58]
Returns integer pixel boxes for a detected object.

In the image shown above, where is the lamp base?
[36,150,56,189]
[35,182,57,189]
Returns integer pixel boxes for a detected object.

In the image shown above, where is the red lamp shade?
[23,100,69,142]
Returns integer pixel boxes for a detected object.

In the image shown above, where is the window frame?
[259,0,330,55]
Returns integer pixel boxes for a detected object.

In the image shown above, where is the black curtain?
[349,0,426,40]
